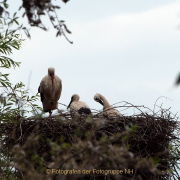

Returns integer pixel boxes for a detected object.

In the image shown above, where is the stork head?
[48,67,55,86]
[94,93,104,106]
[67,94,80,109]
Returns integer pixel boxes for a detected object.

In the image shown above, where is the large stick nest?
[0,106,179,180]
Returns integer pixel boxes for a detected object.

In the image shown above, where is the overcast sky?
[5,0,180,117]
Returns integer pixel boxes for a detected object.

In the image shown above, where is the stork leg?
[48,109,52,117]
[47,102,53,117]
[49,112,52,117]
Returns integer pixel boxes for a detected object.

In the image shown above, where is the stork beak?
[99,99,104,106]
[67,98,73,109]
[51,74,54,86]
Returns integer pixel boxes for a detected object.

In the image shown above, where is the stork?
[94,93,122,118]
[38,67,62,117]
[67,94,91,118]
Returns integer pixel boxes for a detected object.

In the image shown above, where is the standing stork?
[67,94,91,118]
[94,93,122,118]
[38,67,62,117]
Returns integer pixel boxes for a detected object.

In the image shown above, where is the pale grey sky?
[5,0,180,116]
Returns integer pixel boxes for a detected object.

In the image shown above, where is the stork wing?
[54,76,62,101]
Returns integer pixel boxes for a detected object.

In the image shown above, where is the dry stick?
[113,101,154,116]
[153,96,173,115]
[172,168,179,180]
[90,109,100,113]
[58,102,68,108]
[17,120,23,142]
[93,104,146,118]
[21,123,36,143]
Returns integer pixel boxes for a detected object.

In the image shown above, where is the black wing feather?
[38,86,44,102]
[40,93,44,102]
[78,107,91,115]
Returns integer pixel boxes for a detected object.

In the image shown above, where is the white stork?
[67,94,91,118]
[38,67,62,117]
[94,93,122,118]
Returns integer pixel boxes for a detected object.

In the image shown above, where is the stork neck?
[100,94,111,109]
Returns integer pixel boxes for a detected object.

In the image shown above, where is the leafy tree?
[0,16,42,178]
[0,0,72,43]
[0,18,42,119]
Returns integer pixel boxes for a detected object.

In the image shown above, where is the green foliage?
[0,0,72,42]
[0,153,17,180]
[0,13,42,179]
[0,32,23,56]
[0,20,22,88]
[169,142,180,174]
[0,18,42,119]
[75,127,83,137]
[0,2,31,39]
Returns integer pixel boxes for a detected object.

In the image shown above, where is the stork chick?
[94,93,122,118]
[38,67,62,117]
[67,94,91,118]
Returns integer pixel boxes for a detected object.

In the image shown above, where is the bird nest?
[0,105,180,180]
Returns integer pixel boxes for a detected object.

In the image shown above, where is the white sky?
[4,0,180,116]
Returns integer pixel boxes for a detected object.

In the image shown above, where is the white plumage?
[67,94,91,118]
[38,67,62,117]
[94,93,122,118]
